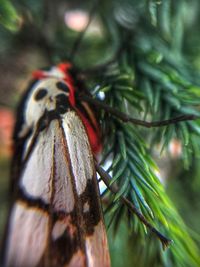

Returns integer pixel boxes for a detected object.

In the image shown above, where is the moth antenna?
[69,0,100,62]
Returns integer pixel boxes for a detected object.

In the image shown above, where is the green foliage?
[98,66,200,265]
[0,0,20,31]
[95,0,200,266]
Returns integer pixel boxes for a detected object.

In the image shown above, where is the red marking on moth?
[57,62,72,73]
[57,62,76,106]
[76,109,102,154]
[32,70,47,80]
[32,62,102,155]
[58,63,102,154]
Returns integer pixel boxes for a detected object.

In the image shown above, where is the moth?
[1,63,110,267]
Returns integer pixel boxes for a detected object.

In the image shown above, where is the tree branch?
[95,162,172,249]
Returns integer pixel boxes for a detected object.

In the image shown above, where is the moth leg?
[78,95,197,128]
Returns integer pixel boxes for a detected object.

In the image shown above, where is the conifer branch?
[95,162,172,249]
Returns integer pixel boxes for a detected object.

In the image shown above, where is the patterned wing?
[3,112,110,267]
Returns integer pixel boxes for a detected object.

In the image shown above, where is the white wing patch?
[20,124,54,204]
[20,120,75,213]
[62,111,94,195]
[52,217,77,241]
[6,201,49,267]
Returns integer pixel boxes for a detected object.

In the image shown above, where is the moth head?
[32,63,72,80]
[19,78,70,137]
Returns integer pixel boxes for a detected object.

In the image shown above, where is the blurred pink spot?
[65,11,89,31]
[0,108,15,157]
[169,139,182,158]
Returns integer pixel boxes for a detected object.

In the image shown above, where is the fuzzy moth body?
[1,64,110,267]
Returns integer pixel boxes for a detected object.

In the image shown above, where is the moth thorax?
[19,78,70,138]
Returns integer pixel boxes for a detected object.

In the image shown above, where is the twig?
[79,95,198,127]
[95,163,172,249]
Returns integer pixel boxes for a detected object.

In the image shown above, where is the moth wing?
[4,112,110,267]
[4,119,77,267]
[61,111,110,267]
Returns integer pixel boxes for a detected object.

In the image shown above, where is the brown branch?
[78,95,198,127]
[95,163,172,249]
